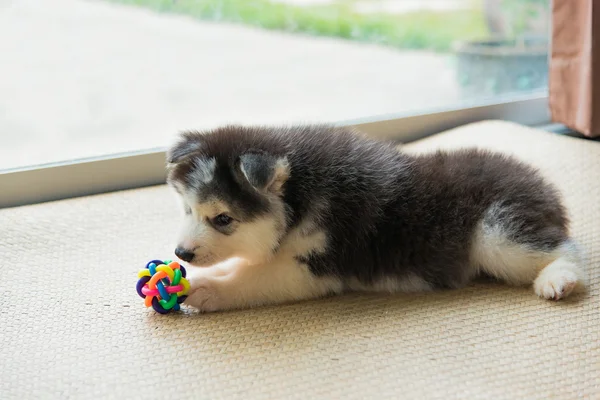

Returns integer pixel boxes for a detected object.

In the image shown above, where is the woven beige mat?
[1,121,598,399]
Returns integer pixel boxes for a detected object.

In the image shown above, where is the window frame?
[0,92,551,209]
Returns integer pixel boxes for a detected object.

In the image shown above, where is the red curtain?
[549,0,600,137]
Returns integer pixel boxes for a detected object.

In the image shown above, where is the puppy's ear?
[167,132,205,164]
[239,152,290,194]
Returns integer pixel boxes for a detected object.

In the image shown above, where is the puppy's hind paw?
[534,267,579,301]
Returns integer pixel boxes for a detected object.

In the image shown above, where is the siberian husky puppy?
[166,125,586,312]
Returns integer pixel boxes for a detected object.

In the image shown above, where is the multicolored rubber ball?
[136,259,190,314]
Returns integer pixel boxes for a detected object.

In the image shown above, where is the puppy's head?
[166,127,290,266]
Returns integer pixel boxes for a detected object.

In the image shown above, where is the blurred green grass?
[106,0,488,51]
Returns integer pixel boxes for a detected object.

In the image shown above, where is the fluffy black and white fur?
[166,125,586,312]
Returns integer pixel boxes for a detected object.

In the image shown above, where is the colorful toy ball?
[136,259,190,314]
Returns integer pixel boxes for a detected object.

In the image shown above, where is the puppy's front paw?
[183,260,246,312]
[184,274,223,312]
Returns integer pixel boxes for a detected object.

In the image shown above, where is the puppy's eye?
[212,214,233,227]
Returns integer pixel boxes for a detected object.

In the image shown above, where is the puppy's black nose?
[175,247,195,262]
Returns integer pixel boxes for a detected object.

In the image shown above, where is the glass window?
[0,0,550,170]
